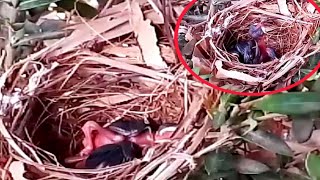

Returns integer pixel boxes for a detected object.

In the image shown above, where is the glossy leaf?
[281,170,311,180]
[56,0,98,18]
[212,93,241,128]
[292,115,314,143]
[311,78,320,92]
[204,151,236,175]
[187,170,239,180]
[252,111,264,119]
[199,74,213,80]
[19,0,60,10]
[253,92,320,115]
[192,67,201,75]
[312,27,320,44]
[235,157,270,174]
[306,53,320,70]
[241,129,293,156]
[187,171,211,180]
[250,171,282,180]
[306,152,320,179]
[300,69,317,81]
[213,111,227,128]
[220,93,241,105]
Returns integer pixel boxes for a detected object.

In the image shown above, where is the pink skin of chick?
[80,121,125,156]
[129,126,185,147]
[80,121,185,156]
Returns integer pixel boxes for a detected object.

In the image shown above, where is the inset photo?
[175,0,320,95]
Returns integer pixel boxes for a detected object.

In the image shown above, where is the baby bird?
[249,23,277,63]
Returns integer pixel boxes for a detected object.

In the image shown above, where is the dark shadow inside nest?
[23,98,80,168]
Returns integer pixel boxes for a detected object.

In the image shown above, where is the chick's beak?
[129,130,155,147]
[80,121,124,156]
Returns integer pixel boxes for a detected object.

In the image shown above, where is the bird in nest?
[229,23,277,64]
[65,120,184,169]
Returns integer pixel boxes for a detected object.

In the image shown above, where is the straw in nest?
[0,0,235,180]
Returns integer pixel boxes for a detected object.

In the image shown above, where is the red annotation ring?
[174,0,320,96]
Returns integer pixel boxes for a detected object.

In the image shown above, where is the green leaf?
[306,53,320,70]
[312,28,320,44]
[187,170,239,180]
[19,0,61,10]
[300,69,317,81]
[306,152,320,179]
[221,93,241,105]
[292,115,314,143]
[199,74,213,80]
[311,78,320,92]
[192,66,201,75]
[204,151,236,175]
[56,0,98,18]
[235,157,270,174]
[187,171,212,180]
[213,111,227,128]
[252,110,264,119]
[241,129,293,156]
[213,93,241,128]
[250,171,282,180]
[240,118,258,135]
[253,92,320,115]
[281,170,311,180]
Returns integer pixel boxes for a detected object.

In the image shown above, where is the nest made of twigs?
[0,49,224,179]
[190,0,320,92]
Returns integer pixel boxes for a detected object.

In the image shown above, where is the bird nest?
[0,50,224,179]
[189,0,320,92]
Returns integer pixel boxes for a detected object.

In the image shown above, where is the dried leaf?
[253,92,320,115]
[241,129,293,156]
[0,2,22,23]
[102,45,143,62]
[215,60,264,83]
[13,31,71,47]
[291,115,314,143]
[39,19,67,32]
[144,10,164,24]
[47,12,131,58]
[277,0,292,17]
[19,0,59,10]
[130,1,167,69]
[305,152,320,179]
[306,3,316,13]
[235,157,270,174]
[8,161,28,180]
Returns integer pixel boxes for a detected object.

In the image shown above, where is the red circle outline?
[174,0,320,96]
